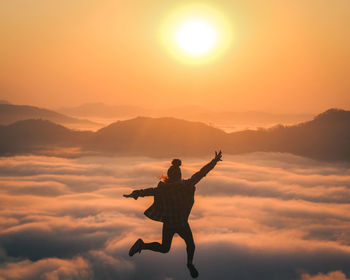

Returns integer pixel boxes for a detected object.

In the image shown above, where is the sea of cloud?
[0,152,350,280]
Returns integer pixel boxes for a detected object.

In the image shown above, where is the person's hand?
[214,150,222,162]
[123,190,140,200]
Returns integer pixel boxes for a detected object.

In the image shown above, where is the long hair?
[160,174,169,182]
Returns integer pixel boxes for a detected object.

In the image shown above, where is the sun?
[175,18,217,56]
[160,4,232,64]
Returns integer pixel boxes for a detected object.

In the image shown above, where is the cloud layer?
[0,153,350,279]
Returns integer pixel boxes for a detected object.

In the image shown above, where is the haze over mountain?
[59,102,313,131]
[0,119,93,157]
[1,108,349,161]
[0,103,100,129]
[59,103,148,119]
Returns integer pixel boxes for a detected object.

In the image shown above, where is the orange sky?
[1,0,349,113]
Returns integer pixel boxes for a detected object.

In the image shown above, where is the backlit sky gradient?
[1,0,350,113]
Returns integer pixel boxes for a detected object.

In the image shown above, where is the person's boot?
[187,263,199,278]
[129,238,144,257]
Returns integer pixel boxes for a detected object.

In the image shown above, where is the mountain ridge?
[0,108,349,161]
[0,103,99,127]
[58,102,313,127]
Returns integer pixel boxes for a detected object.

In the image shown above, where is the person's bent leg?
[142,222,174,253]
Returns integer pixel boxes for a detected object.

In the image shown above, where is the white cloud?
[0,153,350,279]
[301,271,350,280]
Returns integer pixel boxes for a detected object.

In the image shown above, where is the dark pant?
[142,222,195,264]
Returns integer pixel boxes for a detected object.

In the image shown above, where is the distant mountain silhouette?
[59,102,312,128]
[162,107,313,126]
[0,119,92,155]
[88,117,227,157]
[59,103,149,118]
[0,103,99,127]
[224,108,350,161]
[0,108,349,161]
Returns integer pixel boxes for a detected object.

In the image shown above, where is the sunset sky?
[1,0,350,113]
[2,2,350,279]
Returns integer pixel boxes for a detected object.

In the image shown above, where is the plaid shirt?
[139,159,218,226]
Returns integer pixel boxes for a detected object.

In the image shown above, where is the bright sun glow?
[176,19,217,56]
[160,4,232,64]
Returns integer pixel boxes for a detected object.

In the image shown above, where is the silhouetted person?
[123,151,222,278]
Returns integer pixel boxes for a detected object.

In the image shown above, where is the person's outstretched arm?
[123,187,156,200]
[187,150,222,186]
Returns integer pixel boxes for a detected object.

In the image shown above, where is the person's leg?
[142,223,175,253]
[177,222,195,264]
[177,222,198,278]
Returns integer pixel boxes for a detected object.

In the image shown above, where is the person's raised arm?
[123,187,156,200]
[188,150,222,186]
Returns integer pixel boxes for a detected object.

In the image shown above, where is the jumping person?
[123,151,222,278]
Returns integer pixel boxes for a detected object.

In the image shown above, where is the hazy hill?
[59,103,148,118]
[0,108,349,161]
[59,102,312,128]
[88,117,227,157]
[0,103,99,127]
[0,119,92,155]
[225,108,350,160]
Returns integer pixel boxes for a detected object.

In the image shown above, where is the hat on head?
[167,159,182,181]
